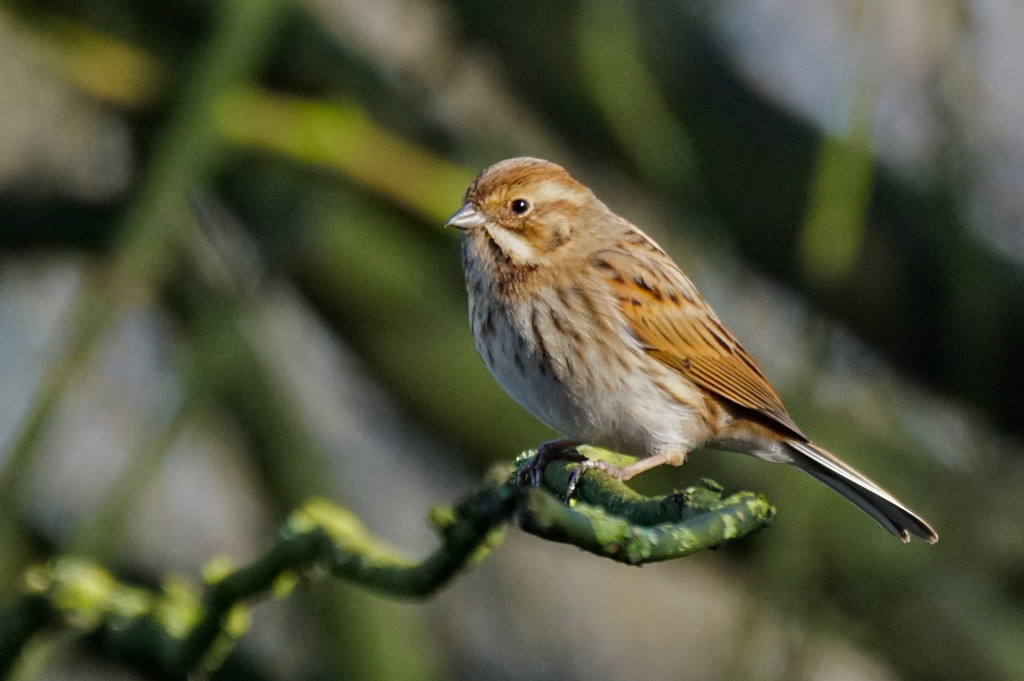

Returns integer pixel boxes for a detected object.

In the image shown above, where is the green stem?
[0,458,774,678]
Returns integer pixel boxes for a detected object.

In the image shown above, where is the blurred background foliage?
[0,0,1022,679]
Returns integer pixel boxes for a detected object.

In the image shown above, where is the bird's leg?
[565,450,685,496]
[517,438,584,487]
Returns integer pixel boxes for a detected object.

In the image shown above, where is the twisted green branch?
[0,455,774,678]
[523,460,774,563]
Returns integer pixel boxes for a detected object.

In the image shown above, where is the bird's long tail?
[786,440,937,543]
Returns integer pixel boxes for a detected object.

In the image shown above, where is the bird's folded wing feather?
[595,248,805,439]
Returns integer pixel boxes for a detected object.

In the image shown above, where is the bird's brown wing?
[595,248,805,439]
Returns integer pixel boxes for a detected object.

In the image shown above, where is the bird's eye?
[509,198,531,216]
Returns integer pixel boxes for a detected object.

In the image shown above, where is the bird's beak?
[445,203,485,230]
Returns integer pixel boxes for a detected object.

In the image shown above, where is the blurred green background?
[1,0,1022,679]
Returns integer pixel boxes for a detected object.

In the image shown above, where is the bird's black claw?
[565,465,584,497]
[516,439,583,488]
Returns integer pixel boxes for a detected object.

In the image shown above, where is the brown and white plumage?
[448,157,937,543]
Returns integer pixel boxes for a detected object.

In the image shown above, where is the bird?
[447,156,937,543]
